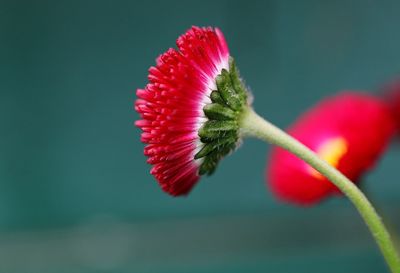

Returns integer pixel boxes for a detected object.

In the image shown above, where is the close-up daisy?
[135,27,248,195]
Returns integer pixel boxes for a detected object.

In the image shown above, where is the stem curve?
[240,108,400,273]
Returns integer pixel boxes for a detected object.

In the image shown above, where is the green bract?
[195,57,249,175]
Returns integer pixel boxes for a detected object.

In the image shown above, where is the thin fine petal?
[135,26,230,196]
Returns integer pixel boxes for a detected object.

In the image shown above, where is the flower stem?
[240,108,400,273]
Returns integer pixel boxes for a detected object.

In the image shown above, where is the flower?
[135,26,248,196]
[266,92,395,205]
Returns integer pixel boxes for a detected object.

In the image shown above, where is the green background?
[1,0,400,272]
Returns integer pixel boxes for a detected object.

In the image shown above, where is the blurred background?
[1,0,400,272]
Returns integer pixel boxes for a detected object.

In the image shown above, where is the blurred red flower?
[267,92,395,205]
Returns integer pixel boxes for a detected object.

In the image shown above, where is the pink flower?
[267,92,395,205]
[135,26,248,196]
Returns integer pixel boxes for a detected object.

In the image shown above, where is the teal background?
[1,0,400,272]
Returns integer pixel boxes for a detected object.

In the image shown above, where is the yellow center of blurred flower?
[309,137,348,179]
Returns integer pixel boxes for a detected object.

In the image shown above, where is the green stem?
[364,189,400,254]
[240,108,400,273]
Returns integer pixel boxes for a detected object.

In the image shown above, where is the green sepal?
[210,90,225,104]
[199,153,218,175]
[195,56,249,176]
[229,58,247,102]
[198,120,238,139]
[203,103,236,120]
[195,136,238,159]
[200,130,237,143]
[198,143,234,175]
[217,70,242,111]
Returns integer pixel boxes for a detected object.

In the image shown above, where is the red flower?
[266,92,395,205]
[135,26,248,196]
